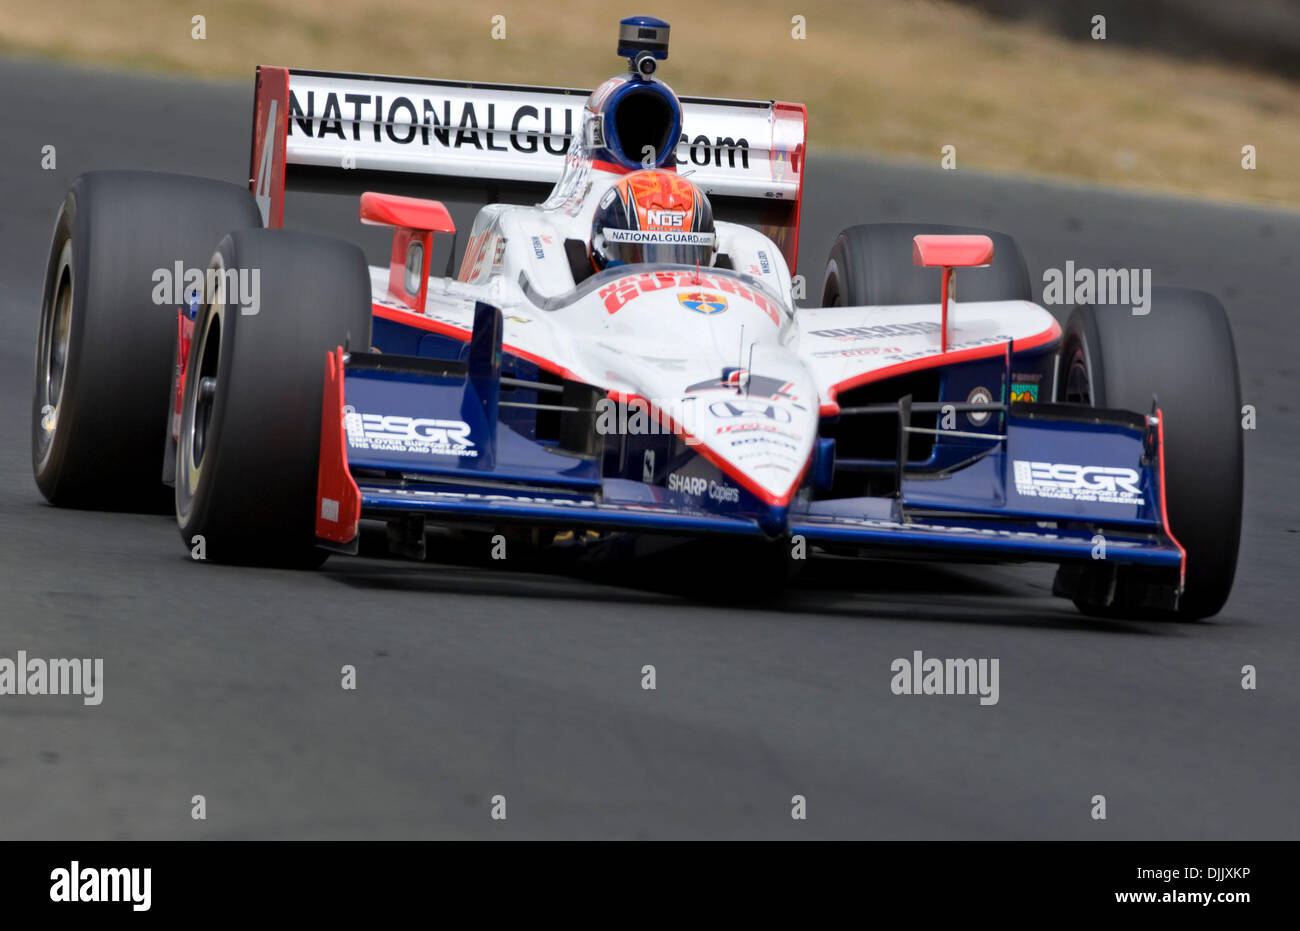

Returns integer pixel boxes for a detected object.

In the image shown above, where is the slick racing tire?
[175,229,372,567]
[820,222,1032,307]
[32,171,262,511]
[1055,289,1243,620]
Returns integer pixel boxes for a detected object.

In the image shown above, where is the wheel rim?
[35,242,74,469]
[176,255,226,523]
[180,308,220,506]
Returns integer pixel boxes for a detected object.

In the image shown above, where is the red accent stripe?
[589,158,631,176]
[372,303,585,382]
[773,101,806,275]
[1154,407,1187,591]
[315,347,361,544]
[940,267,951,353]
[824,318,1062,403]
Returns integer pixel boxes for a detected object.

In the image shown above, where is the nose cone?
[583,272,815,511]
[691,403,812,505]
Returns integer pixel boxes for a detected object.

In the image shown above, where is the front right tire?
[1056,289,1243,620]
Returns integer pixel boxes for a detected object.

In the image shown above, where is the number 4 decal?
[254,99,278,226]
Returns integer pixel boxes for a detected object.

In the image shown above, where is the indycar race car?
[32,16,1243,619]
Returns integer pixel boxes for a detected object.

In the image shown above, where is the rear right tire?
[820,222,1032,307]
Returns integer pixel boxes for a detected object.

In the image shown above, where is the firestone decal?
[808,322,940,341]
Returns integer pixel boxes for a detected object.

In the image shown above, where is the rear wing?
[249,67,806,270]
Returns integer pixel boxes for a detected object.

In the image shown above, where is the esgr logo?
[344,407,477,458]
[1013,460,1145,505]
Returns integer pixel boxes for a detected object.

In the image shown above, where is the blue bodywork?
[342,302,1183,577]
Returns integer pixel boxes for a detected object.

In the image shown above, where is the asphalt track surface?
[1,57,1297,840]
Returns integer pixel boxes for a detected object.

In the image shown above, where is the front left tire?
[175,228,372,567]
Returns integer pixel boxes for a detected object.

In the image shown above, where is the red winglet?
[360,192,455,233]
[912,234,995,353]
[1154,408,1187,592]
[316,347,361,545]
[912,234,994,268]
[360,192,455,314]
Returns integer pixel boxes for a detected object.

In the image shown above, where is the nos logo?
[647,209,686,227]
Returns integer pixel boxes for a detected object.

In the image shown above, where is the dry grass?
[3,0,1298,205]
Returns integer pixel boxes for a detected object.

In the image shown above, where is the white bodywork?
[366,160,1059,506]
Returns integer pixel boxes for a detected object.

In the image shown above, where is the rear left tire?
[33,171,261,510]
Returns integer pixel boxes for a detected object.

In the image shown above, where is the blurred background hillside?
[2,0,1297,205]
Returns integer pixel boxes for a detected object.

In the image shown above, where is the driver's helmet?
[590,169,716,271]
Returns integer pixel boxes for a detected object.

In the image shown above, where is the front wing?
[314,304,1185,592]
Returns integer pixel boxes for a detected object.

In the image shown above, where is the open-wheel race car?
[32,16,1242,619]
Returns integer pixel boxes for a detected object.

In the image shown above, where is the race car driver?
[590,169,717,271]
